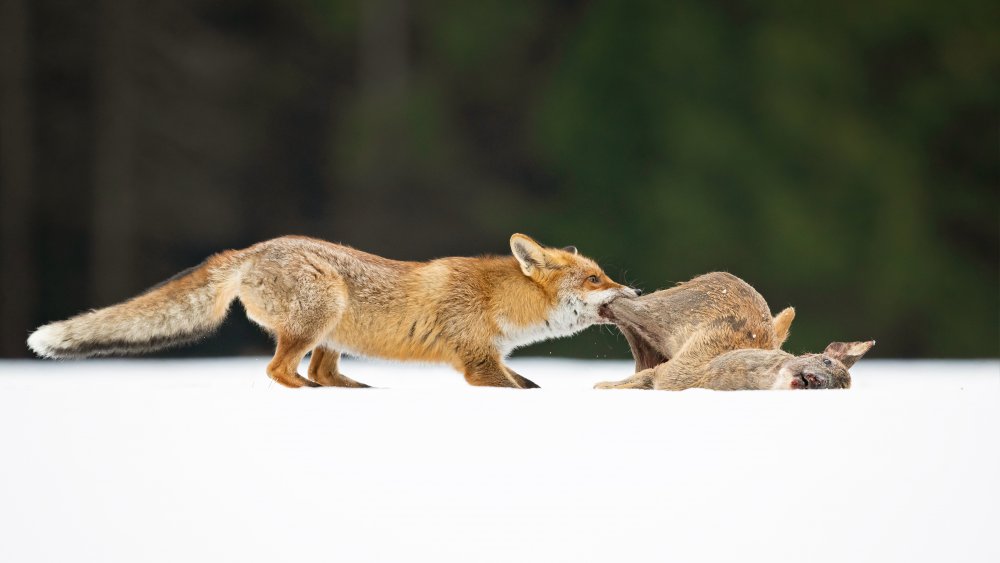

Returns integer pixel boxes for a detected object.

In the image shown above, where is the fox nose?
[632,287,643,296]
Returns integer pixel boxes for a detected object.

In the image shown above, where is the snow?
[0,358,997,563]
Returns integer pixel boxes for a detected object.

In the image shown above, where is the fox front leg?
[462,355,522,388]
[594,368,656,390]
[503,365,540,389]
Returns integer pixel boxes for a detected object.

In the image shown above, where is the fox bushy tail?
[27,251,245,358]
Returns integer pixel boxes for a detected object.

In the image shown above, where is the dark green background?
[1,0,996,358]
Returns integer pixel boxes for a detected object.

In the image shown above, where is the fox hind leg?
[238,251,351,388]
[267,334,322,388]
[307,347,371,388]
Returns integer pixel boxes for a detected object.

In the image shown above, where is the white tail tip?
[27,324,63,358]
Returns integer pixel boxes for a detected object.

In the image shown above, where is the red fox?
[594,272,874,390]
[28,234,636,388]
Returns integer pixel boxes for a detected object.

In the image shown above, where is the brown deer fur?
[595,272,873,390]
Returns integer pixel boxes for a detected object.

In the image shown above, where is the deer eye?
[587,275,600,284]
[823,358,832,366]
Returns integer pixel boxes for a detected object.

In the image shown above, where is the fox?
[28,234,637,388]
[593,271,874,390]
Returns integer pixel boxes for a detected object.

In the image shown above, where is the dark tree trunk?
[360,0,409,97]
[0,0,37,356]
[90,0,137,305]
[332,0,410,252]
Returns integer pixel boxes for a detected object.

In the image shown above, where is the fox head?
[774,340,875,389]
[510,234,638,325]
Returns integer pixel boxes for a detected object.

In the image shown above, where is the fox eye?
[823,358,832,366]
[587,275,600,284]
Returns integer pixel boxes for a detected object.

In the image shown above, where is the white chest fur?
[494,295,593,357]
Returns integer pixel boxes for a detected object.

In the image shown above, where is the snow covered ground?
[1,358,997,562]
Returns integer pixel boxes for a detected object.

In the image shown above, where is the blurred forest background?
[1,0,996,359]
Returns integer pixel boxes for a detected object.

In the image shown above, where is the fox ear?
[562,245,578,255]
[510,234,546,276]
[822,340,875,369]
[772,307,795,347]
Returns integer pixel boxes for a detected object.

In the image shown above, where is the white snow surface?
[0,358,997,563]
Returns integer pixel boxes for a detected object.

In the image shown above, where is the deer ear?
[562,245,578,255]
[822,340,875,368]
[510,234,546,276]
[772,307,795,347]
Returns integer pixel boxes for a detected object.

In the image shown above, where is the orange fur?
[28,234,635,388]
